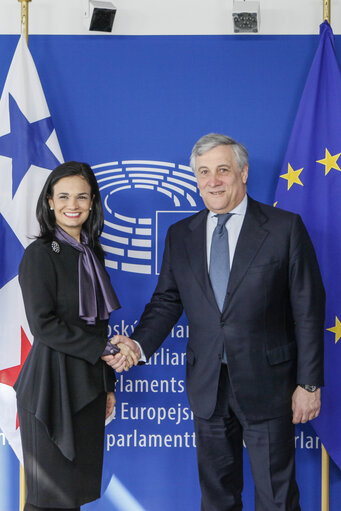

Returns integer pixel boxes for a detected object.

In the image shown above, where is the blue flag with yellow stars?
[274,20,341,470]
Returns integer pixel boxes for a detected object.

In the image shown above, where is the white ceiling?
[0,0,339,35]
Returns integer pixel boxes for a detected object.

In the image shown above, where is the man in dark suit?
[107,133,325,510]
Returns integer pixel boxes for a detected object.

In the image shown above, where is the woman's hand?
[106,391,116,419]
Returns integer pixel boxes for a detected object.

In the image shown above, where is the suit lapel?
[223,197,269,309]
[184,210,219,310]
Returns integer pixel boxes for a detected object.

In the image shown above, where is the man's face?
[195,144,248,214]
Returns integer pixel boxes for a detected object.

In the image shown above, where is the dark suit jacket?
[14,238,115,461]
[132,196,325,421]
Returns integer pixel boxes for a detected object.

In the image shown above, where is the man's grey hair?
[190,133,249,173]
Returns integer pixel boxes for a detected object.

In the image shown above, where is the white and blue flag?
[0,35,63,461]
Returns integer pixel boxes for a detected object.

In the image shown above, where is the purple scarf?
[54,226,121,324]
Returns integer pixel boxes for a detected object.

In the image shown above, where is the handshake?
[101,335,141,372]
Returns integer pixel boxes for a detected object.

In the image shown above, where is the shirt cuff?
[132,339,147,362]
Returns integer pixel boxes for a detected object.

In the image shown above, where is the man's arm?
[104,227,184,372]
[289,215,325,423]
[131,229,184,358]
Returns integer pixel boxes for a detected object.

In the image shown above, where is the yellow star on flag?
[327,316,341,344]
[316,148,341,175]
[280,163,304,190]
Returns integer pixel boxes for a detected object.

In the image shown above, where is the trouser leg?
[194,365,243,511]
[243,415,300,511]
[225,368,301,511]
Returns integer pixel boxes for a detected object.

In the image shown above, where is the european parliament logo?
[94,160,202,275]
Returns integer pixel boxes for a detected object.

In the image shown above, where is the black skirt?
[18,392,106,509]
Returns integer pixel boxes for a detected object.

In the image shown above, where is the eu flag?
[274,21,341,469]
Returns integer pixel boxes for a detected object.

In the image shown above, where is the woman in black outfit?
[14,161,136,511]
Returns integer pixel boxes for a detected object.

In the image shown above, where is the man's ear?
[241,165,248,184]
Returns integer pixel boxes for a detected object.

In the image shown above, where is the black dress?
[14,238,116,509]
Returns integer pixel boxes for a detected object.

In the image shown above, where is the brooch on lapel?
[51,241,60,253]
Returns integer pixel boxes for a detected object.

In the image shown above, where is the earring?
[50,207,54,211]
[89,207,92,211]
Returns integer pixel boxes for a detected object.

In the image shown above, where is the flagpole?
[18,0,32,45]
[17,2,32,506]
[321,6,330,511]
[319,2,331,508]
[319,0,331,495]
[17,18,28,511]
[322,445,330,511]
[19,464,26,511]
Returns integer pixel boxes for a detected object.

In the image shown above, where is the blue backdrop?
[0,33,341,511]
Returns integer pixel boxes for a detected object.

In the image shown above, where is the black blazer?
[14,238,115,461]
[133,196,325,421]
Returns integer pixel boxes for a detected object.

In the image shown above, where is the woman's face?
[48,175,93,241]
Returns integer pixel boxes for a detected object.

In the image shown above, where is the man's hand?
[112,334,141,359]
[102,335,141,373]
[292,386,321,424]
[106,392,116,419]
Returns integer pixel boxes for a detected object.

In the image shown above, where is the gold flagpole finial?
[18,0,32,45]
[323,0,331,23]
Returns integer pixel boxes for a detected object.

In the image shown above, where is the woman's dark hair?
[36,161,105,259]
